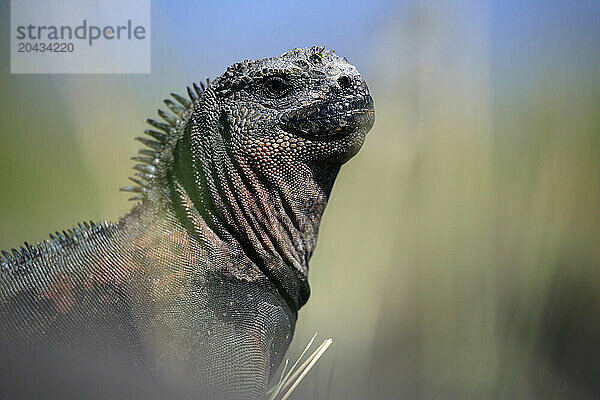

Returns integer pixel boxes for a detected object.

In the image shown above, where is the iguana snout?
[276,47,375,164]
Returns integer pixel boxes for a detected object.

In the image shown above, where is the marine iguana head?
[126,47,374,311]
[211,46,375,169]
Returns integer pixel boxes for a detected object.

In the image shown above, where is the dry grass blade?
[279,338,333,400]
[266,333,333,400]
[267,332,317,399]
[266,359,289,398]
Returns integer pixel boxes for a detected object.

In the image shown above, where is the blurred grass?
[1,1,600,399]
[288,4,600,400]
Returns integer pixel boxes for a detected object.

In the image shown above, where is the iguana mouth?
[281,94,374,140]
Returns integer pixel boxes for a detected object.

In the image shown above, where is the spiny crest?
[0,221,113,272]
[310,46,326,63]
[120,78,210,201]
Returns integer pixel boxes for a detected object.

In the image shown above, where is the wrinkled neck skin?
[155,93,339,314]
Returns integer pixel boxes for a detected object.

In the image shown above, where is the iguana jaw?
[280,93,375,140]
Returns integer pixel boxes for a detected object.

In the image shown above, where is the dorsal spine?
[119,79,210,201]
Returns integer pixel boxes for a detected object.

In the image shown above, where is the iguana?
[0,46,374,399]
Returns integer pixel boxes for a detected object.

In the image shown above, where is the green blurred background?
[1,1,600,399]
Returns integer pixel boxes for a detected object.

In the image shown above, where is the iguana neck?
[141,99,339,313]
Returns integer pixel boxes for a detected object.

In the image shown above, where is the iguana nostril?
[337,75,351,89]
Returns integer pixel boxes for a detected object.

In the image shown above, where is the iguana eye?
[265,77,290,98]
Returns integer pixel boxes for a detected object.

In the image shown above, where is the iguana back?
[0,47,375,399]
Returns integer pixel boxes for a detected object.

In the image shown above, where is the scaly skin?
[0,47,374,399]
